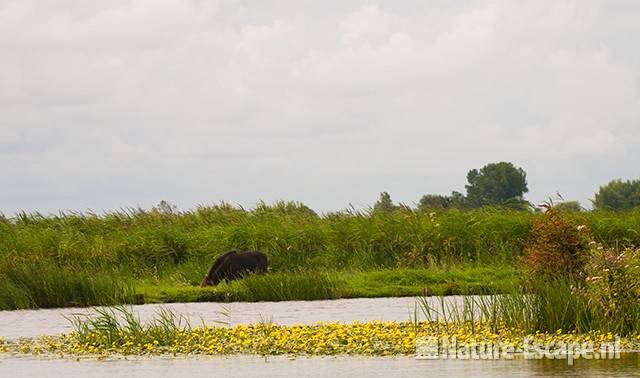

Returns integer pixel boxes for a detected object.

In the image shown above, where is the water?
[0,296,468,339]
[1,355,639,378]
[1,297,638,376]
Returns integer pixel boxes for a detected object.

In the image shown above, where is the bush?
[520,208,591,276]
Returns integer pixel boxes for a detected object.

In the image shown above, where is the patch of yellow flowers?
[0,321,636,357]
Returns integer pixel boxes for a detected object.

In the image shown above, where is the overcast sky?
[1,0,639,214]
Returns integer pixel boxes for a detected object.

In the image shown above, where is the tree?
[373,192,397,213]
[465,162,528,208]
[593,179,640,211]
[418,194,450,210]
[449,191,467,209]
[418,191,467,210]
[554,201,582,213]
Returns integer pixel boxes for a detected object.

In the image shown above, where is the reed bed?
[1,202,639,310]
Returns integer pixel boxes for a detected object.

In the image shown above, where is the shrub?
[520,207,591,276]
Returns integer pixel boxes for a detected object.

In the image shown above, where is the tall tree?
[465,162,528,207]
[593,179,640,211]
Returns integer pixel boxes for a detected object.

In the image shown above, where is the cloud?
[339,4,397,45]
[0,0,639,213]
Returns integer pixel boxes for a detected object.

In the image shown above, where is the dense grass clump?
[0,262,134,310]
[238,271,345,301]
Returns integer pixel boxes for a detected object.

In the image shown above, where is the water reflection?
[1,354,638,378]
[0,296,474,339]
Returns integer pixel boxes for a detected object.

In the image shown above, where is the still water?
[1,354,639,378]
[0,296,463,339]
[1,297,638,377]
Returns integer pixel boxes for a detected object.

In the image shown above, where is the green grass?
[346,264,518,297]
[135,270,348,304]
[0,262,135,310]
[137,264,518,304]
[67,305,193,348]
[1,202,639,310]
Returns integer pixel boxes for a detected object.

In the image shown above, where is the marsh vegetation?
[1,201,639,312]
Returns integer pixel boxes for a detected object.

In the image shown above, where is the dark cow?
[200,250,268,287]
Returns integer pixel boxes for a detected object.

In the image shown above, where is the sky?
[1,0,639,214]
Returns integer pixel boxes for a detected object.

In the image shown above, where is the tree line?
[374,161,640,212]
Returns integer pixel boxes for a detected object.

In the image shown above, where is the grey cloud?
[1,0,639,214]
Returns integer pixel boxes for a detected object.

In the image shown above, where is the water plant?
[1,306,634,357]
[67,306,191,350]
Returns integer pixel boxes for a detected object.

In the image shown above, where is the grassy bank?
[1,203,639,310]
[0,262,517,310]
[0,264,519,310]
[138,264,518,304]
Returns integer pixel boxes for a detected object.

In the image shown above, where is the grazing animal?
[200,250,268,287]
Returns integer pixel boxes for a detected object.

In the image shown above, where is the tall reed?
[0,262,134,310]
[2,202,640,310]
[418,277,640,336]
